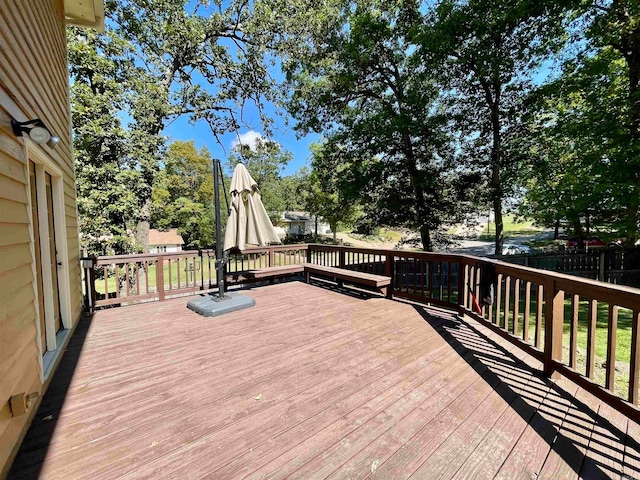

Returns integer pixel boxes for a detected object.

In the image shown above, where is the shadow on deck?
[8,280,640,479]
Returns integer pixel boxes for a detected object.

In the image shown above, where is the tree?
[417,0,569,254]
[151,141,215,248]
[286,1,468,251]
[69,28,144,255]
[304,142,360,241]
[227,138,292,220]
[558,1,640,244]
[72,0,341,252]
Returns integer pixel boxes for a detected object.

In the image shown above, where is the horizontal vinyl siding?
[0,0,83,474]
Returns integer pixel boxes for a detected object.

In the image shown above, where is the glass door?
[45,172,62,334]
[29,161,46,353]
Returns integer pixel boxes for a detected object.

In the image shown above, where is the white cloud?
[231,131,264,151]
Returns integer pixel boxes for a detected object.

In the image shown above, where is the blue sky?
[163,107,320,177]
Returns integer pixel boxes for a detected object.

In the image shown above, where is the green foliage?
[519,1,640,244]
[71,0,338,253]
[151,141,215,248]
[304,142,360,240]
[227,138,297,221]
[415,0,570,254]
[286,2,473,251]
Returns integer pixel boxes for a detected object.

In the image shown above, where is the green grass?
[478,214,542,240]
[94,251,304,297]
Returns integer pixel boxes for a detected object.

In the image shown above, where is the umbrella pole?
[213,158,225,299]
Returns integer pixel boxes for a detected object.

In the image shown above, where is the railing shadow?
[411,304,640,479]
[7,313,95,479]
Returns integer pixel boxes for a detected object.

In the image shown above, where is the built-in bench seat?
[245,264,304,279]
[301,262,391,297]
[225,263,392,297]
[225,264,305,286]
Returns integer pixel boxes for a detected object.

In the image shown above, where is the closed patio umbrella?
[224,163,281,251]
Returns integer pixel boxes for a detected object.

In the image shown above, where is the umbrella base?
[187,292,255,317]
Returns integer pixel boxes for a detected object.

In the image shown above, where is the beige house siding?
[0,0,84,475]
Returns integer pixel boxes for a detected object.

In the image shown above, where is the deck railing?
[81,243,640,423]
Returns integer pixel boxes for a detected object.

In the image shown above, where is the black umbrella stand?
[186,158,255,317]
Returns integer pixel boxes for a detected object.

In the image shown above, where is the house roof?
[64,0,105,32]
[149,228,184,246]
[284,211,311,221]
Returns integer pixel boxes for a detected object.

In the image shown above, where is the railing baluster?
[135,263,140,295]
[503,276,511,331]
[570,294,579,370]
[606,304,619,391]
[157,257,165,301]
[513,279,520,335]
[103,266,108,299]
[630,310,640,404]
[523,281,530,342]
[535,284,543,349]
[125,263,130,297]
[495,274,502,326]
[115,265,120,298]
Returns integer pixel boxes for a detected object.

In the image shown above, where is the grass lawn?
[94,252,301,296]
[478,214,542,240]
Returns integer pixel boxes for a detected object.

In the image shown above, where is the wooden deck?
[8,280,640,479]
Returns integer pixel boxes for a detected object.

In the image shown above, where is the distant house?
[149,229,185,253]
[280,212,331,237]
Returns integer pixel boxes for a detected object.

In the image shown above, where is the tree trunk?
[420,226,432,252]
[331,221,337,242]
[621,23,640,245]
[490,101,504,256]
[135,200,151,253]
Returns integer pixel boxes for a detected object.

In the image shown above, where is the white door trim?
[24,140,72,350]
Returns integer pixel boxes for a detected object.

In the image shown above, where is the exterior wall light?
[11,118,60,148]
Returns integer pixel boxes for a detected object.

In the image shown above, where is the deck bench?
[301,262,392,297]
[225,264,304,287]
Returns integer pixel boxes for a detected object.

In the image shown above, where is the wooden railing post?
[458,261,467,311]
[306,245,312,264]
[543,279,564,377]
[89,257,96,312]
[385,252,393,299]
[339,249,345,269]
[269,249,275,267]
[156,255,165,301]
[199,250,204,290]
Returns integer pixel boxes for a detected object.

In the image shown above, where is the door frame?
[23,141,72,365]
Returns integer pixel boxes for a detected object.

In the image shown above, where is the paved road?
[441,230,556,257]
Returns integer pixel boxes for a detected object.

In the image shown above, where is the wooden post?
[199,250,204,290]
[269,249,275,268]
[89,258,96,312]
[457,261,466,311]
[599,250,606,282]
[385,253,393,299]
[306,245,312,264]
[156,256,165,301]
[339,249,345,269]
[543,280,564,378]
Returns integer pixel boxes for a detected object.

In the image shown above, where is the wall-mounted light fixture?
[11,118,60,148]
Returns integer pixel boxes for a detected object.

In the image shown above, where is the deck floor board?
[7,281,640,480]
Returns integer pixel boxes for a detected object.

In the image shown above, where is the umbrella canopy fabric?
[223,163,281,251]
